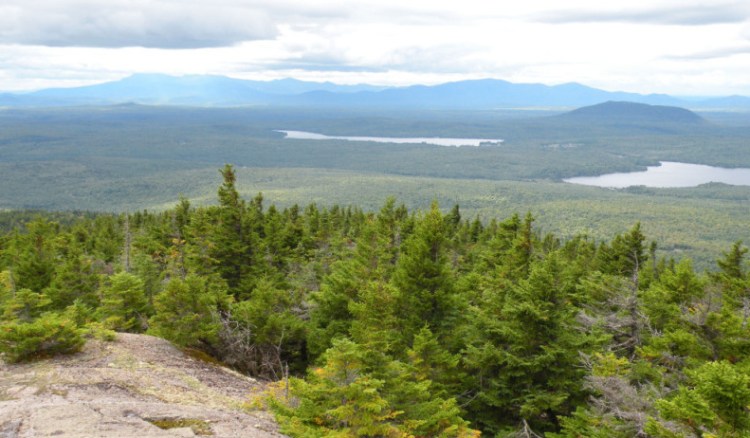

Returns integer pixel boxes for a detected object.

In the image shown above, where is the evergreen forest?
[3,106,750,270]
[2,164,750,437]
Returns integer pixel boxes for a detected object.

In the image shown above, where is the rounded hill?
[560,101,705,125]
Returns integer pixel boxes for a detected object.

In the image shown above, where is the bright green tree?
[1,288,51,322]
[651,361,750,436]
[98,272,149,332]
[148,274,230,349]
[0,312,84,363]
[268,338,402,437]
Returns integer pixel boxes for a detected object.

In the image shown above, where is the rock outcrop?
[0,333,283,437]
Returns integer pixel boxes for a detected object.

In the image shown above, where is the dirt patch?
[0,333,284,437]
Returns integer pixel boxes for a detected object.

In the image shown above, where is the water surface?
[277,130,503,147]
[564,161,750,188]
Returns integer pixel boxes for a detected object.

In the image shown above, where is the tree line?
[1,164,750,437]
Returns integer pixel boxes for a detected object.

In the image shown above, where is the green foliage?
[267,338,478,438]
[83,321,117,342]
[711,241,750,309]
[5,219,57,292]
[3,106,750,271]
[392,201,460,345]
[406,327,461,398]
[44,236,100,310]
[597,222,648,278]
[653,361,750,436]
[4,165,750,436]
[465,253,598,434]
[1,288,51,322]
[268,338,402,438]
[347,280,401,365]
[308,213,396,358]
[98,272,149,332]
[208,164,265,298]
[378,359,476,438]
[147,418,213,435]
[148,274,230,348]
[218,277,306,377]
[377,350,475,437]
[0,312,84,363]
[554,407,623,438]
[716,241,747,280]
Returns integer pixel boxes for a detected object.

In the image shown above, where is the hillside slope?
[560,100,706,124]
[0,333,283,437]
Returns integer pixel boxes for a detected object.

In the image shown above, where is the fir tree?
[98,271,149,332]
[148,274,230,349]
[392,201,459,346]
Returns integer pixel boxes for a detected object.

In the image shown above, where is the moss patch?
[146,417,213,435]
[182,348,224,366]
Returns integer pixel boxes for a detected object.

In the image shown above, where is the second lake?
[564,161,750,188]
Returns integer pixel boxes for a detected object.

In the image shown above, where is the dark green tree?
[465,253,593,434]
[308,218,393,358]
[208,164,264,298]
[392,201,460,346]
[45,234,100,310]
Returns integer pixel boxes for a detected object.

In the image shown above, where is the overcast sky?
[2,0,750,95]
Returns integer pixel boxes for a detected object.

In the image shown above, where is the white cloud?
[533,2,750,25]
[0,0,278,48]
[1,0,750,95]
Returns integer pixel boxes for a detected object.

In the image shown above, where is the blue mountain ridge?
[0,74,747,109]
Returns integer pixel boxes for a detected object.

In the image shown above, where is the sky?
[2,0,750,95]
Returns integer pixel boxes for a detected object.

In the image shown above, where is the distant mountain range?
[2,73,749,110]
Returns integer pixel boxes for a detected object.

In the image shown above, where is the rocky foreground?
[0,333,283,437]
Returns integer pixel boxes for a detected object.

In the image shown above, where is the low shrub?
[0,312,85,363]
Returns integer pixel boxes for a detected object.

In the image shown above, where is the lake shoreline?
[276,130,504,147]
[564,161,750,188]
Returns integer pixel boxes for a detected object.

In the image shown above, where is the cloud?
[535,3,750,26]
[666,45,750,60]
[267,62,385,73]
[0,0,279,49]
[266,53,385,72]
[269,41,493,75]
[376,44,491,74]
[0,0,475,50]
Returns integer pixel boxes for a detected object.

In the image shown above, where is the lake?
[276,130,504,147]
[564,161,750,188]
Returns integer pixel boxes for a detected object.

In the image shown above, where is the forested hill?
[2,165,750,437]
[560,101,706,125]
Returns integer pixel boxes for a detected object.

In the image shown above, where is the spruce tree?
[211,164,250,295]
[466,253,593,433]
[98,272,149,332]
[309,218,393,358]
[391,201,459,346]
[44,235,100,310]
[148,274,230,349]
